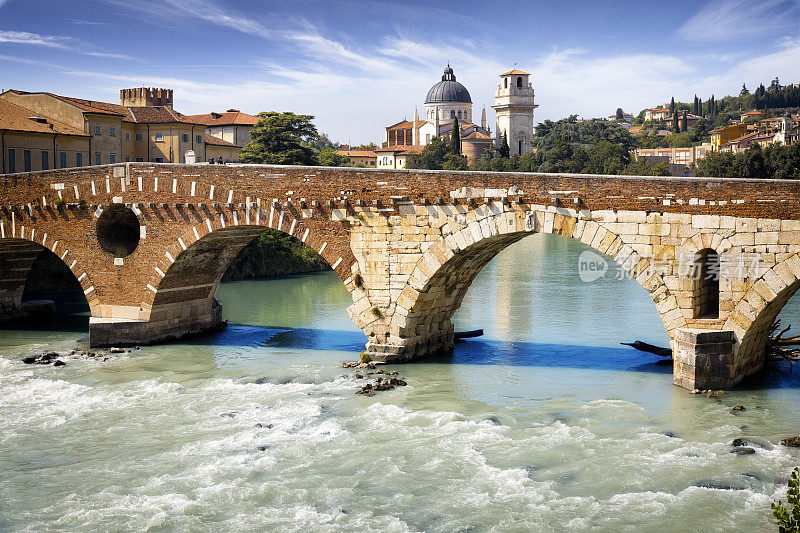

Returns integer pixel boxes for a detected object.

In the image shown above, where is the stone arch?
[138,206,356,335]
[726,253,800,375]
[366,207,684,360]
[0,234,99,320]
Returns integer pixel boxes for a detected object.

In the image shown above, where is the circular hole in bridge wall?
[97,204,140,257]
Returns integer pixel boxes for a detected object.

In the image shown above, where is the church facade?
[378,65,536,168]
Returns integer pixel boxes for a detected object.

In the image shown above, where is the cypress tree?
[681,111,688,132]
[669,97,675,114]
[672,111,680,133]
[499,131,510,158]
[450,116,461,155]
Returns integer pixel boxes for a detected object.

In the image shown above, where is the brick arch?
[376,208,684,360]
[0,233,100,318]
[137,208,356,326]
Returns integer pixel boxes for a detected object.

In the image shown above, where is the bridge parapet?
[2,163,800,390]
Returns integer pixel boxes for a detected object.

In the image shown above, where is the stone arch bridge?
[3,162,800,390]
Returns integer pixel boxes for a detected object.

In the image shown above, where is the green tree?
[669,97,676,114]
[352,142,378,151]
[442,152,469,170]
[317,148,350,167]
[499,131,510,158]
[585,141,630,175]
[240,111,319,165]
[405,136,450,170]
[681,111,688,132]
[450,116,461,155]
[615,108,624,120]
[740,83,750,97]
[672,112,680,133]
[623,158,670,176]
[772,467,800,533]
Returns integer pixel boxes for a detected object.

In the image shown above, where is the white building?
[492,69,537,156]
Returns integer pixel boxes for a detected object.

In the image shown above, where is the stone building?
[184,109,259,150]
[380,65,499,165]
[0,88,219,166]
[492,69,537,156]
[203,133,242,163]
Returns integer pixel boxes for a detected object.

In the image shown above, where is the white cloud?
[678,0,799,41]
[0,30,69,48]
[0,29,134,59]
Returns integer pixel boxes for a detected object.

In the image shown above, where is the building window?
[94,125,101,135]
[125,156,130,162]
[7,148,15,173]
[95,152,101,165]
[136,158,143,162]
[196,135,203,143]
[41,151,49,170]
[60,152,67,169]
[109,154,116,164]
[154,133,163,142]
[450,110,455,118]
[125,132,130,141]
[24,150,31,172]
[135,133,143,142]
[76,153,83,167]
[517,76,522,88]
[519,140,523,154]
[504,78,508,88]
[110,126,116,137]
[458,110,462,119]
[182,133,189,143]
[154,157,164,163]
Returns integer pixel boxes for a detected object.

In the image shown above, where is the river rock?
[731,405,747,413]
[780,435,800,447]
[109,347,125,354]
[731,438,749,447]
[53,360,66,367]
[730,447,756,455]
[22,356,37,364]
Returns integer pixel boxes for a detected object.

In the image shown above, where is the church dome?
[425,64,472,104]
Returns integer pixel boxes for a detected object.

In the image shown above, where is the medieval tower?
[492,70,537,156]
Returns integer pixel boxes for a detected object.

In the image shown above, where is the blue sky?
[0,0,798,144]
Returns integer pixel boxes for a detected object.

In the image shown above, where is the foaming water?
[1,234,799,532]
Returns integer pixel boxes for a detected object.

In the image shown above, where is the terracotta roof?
[375,145,424,154]
[185,109,259,126]
[127,106,204,125]
[741,111,763,115]
[501,69,530,76]
[336,150,377,157]
[203,133,240,147]
[3,90,206,125]
[461,131,493,140]
[386,120,426,130]
[0,99,88,136]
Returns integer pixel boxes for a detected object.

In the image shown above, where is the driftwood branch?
[767,320,800,367]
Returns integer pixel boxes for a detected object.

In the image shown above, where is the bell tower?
[492,69,537,156]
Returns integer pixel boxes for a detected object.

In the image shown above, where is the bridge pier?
[88,299,224,347]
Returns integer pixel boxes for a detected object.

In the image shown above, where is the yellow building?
[0,98,90,173]
[710,123,748,150]
[204,134,242,163]
[0,87,208,166]
[335,149,377,167]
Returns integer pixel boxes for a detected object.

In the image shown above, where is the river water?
[1,234,799,532]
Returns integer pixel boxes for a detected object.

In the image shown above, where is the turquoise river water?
[1,234,799,532]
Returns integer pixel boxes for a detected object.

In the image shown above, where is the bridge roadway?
[3,162,800,390]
